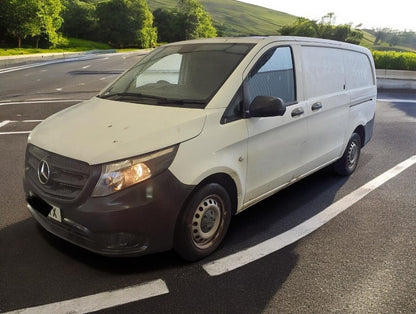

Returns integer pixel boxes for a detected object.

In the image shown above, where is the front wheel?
[334,133,362,176]
[174,183,232,261]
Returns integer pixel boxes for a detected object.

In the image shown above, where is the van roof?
[165,36,369,53]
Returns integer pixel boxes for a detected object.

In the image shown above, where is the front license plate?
[48,206,62,223]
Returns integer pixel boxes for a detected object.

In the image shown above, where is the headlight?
[92,145,178,197]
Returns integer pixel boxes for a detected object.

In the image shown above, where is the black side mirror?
[249,96,286,117]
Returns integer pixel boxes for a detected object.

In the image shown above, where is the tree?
[153,8,182,43]
[1,0,41,48]
[178,0,217,39]
[1,0,62,48]
[279,14,363,45]
[96,0,157,48]
[280,17,316,37]
[61,0,98,40]
[36,0,64,47]
[153,0,217,42]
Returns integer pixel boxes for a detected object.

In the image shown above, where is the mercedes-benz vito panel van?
[24,36,376,261]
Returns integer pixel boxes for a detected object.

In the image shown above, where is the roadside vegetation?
[373,51,416,71]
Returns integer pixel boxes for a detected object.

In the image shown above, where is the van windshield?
[99,43,254,108]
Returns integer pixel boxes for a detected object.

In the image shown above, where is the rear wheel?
[174,183,232,261]
[334,133,361,176]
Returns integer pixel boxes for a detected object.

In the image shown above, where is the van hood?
[28,97,206,165]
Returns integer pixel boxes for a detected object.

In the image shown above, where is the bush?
[372,51,416,71]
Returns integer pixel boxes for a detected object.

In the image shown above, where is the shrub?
[372,51,416,70]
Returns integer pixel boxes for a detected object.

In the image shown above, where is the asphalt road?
[0,53,415,313]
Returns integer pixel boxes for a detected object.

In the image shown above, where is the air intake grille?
[25,145,91,201]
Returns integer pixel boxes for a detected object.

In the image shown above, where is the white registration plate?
[48,206,62,222]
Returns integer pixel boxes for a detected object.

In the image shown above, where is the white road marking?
[203,155,416,276]
[0,120,43,135]
[22,120,43,123]
[4,279,169,314]
[0,131,31,135]
[0,120,11,128]
[0,99,84,106]
[0,55,97,74]
[377,98,416,103]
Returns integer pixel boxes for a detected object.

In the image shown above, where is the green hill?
[150,0,415,52]
[148,0,297,36]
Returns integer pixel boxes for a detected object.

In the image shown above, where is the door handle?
[311,102,322,111]
[291,108,304,117]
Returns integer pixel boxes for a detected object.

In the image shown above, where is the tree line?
[0,0,216,49]
[279,13,364,45]
[370,28,416,50]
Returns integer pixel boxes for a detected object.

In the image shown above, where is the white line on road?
[4,279,169,314]
[0,99,84,106]
[0,120,43,135]
[203,155,416,276]
[0,131,31,135]
[377,98,416,103]
[0,120,11,128]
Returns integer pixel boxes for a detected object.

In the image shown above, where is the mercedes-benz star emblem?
[38,160,50,185]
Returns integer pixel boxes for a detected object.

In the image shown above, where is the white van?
[24,36,376,261]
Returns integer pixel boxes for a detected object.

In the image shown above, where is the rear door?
[244,45,309,205]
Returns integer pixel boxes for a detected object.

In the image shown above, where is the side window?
[246,46,296,104]
[344,51,375,89]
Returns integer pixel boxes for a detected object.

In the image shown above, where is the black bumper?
[364,114,375,146]
[24,170,194,257]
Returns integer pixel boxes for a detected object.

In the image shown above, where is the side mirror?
[249,96,286,117]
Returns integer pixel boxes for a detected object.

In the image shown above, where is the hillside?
[148,0,297,36]
[148,0,415,52]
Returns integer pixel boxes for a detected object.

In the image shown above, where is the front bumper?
[24,170,193,257]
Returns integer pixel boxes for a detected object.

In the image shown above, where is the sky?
[238,0,415,31]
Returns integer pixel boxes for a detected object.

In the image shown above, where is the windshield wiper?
[98,93,206,108]
[98,92,157,100]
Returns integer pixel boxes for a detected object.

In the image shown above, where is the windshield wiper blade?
[98,93,206,107]
[98,92,153,99]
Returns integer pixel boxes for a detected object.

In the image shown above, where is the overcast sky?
[238,0,415,31]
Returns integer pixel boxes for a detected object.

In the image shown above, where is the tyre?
[174,183,232,261]
[334,133,362,176]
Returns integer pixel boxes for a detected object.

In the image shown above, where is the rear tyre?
[174,183,232,261]
[334,133,361,176]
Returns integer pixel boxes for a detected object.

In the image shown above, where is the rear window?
[344,51,375,89]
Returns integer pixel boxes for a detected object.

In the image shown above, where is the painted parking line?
[4,279,169,314]
[203,155,416,276]
[377,98,416,103]
[0,99,84,106]
[0,120,43,135]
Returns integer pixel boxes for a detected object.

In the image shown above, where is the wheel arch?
[353,124,365,148]
[194,173,238,216]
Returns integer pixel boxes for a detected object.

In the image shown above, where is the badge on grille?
[38,160,50,185]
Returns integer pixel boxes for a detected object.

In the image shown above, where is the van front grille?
[25,144,91,201]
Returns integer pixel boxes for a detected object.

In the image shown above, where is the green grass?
[0,38,112,56]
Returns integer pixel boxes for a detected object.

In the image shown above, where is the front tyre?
[174,183,232,261]
[334,133,362,176]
